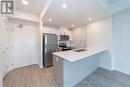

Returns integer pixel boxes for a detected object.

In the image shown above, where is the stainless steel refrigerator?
[42,33,58,67]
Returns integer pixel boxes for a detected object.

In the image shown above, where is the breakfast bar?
[53,48,107,87]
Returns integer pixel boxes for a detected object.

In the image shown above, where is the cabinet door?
[53,56,63,87]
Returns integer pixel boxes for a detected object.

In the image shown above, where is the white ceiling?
[43,0,130,28]
[43,0,110,28]
[15,0,46,14]
[99,0,130,14]
[15,0,130,28]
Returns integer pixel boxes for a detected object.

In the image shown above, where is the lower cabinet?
[0,79,2,87]
[53,55,63,87]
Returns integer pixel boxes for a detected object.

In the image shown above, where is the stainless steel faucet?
[79,40,86,50]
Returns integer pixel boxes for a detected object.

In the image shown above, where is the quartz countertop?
[53,48,107,62]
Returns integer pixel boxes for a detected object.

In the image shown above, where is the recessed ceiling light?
[89,17,92,21]
[62,4,67,8]
[72,24,75,27]
[48,19,52,22]
[22,0,29,5]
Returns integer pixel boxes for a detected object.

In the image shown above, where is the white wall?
[112,10,130,75]
[0,17,9,87]
[87,18,112,50]
[72,17,113,70]
[72,11,130,74]
[13,9,39,22]
[87,17,112,70]
[72,25,87,48]
[0,17,9,73]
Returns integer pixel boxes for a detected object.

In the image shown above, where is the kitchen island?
[53,48,107,87]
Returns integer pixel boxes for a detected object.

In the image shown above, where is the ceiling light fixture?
[89,17,92,21]
[48,19,52,22]
[62,4,67,8]
[22,0,29,5]
[72,24,75,27]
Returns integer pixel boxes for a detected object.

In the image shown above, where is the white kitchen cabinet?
[59,27,72,41]
[41,27,72,41]
[41,27,59,34]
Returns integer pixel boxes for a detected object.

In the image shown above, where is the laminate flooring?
[4,65,57,87]
[75,68,130,87]
[4,65,130,87]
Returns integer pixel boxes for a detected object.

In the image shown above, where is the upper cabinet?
[41,27,59,34]
[41,27,72,41]
[59,27,72,41]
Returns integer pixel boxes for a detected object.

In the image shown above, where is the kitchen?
[0,0,130,87]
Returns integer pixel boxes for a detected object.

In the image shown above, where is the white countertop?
[53,48,107,62]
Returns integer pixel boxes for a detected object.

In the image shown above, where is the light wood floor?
[4,65,57,87]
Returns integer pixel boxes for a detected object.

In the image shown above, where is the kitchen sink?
[73,48,87,52]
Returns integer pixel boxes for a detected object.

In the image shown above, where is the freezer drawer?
[43,46,57,67]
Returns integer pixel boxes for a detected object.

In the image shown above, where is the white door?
[12,24,38,69]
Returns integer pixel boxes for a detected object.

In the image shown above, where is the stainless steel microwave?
[60,35,69,41]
